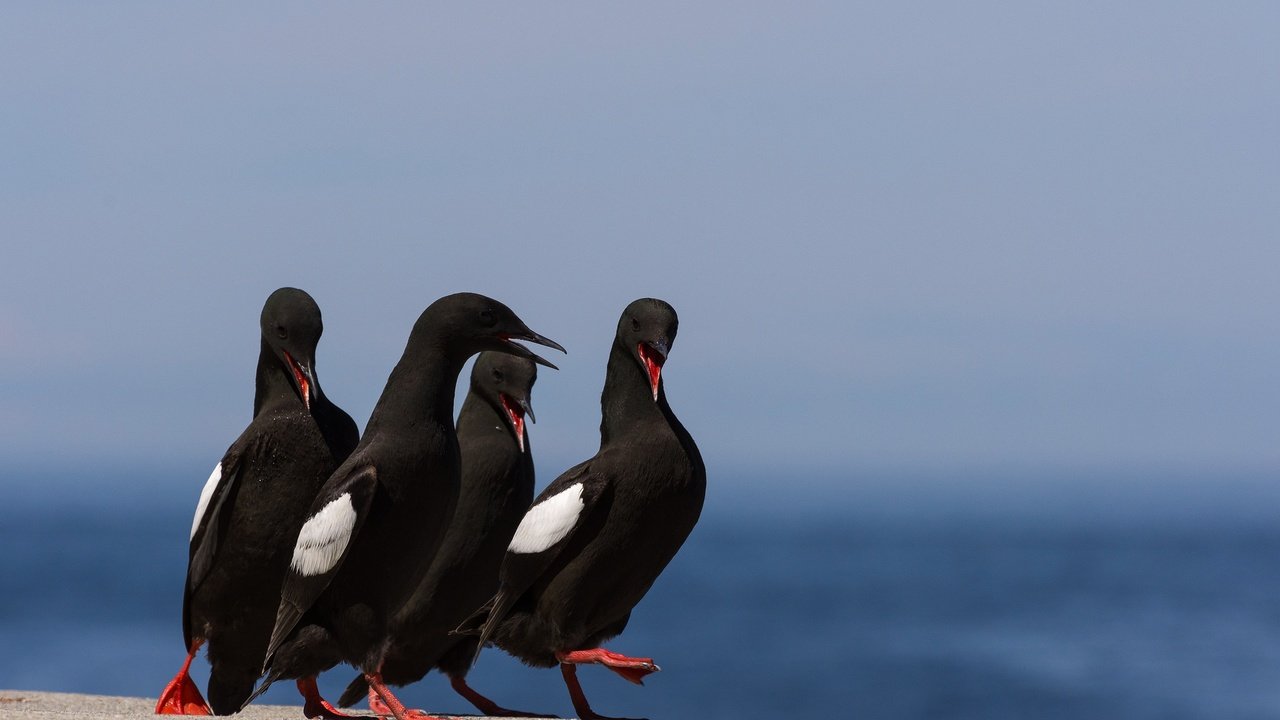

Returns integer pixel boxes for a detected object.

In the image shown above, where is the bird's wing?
[261,463,378,668]
[463,460,612,658]
[502,461,611,579]
[183,454,242,649]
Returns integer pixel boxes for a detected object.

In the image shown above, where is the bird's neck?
[253,338,303,417]
[457,391,504,436]
[599,338,670,446]
[367,336,464,434]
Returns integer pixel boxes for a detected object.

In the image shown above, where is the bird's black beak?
[498,328,566,371]
[637,339,668,401]
[500,392,535,453]
[282,351,316,412]
[515,394,536,425]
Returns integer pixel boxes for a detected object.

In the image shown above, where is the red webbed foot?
[449,674,558,718]
[155,644,212,715]
[366,688,391,717]
[364,674,453,720]
[555,648,660,685]
[366,688,434,718]
[558,662,649,720]
[298,676,375,720]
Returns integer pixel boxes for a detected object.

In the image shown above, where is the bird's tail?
[451,599,490,638]
[452,591,516,668]
[337,673,368,709]
[240,669,281,712]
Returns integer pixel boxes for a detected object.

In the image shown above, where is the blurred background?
[2,3,1278,718]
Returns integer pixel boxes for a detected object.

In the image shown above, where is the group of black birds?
[155,290,706,720]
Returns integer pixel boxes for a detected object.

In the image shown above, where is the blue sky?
[2,3,1277,505]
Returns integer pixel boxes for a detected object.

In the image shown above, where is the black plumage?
[337,352,541,716]
[245,293,563,720]
[156,287,359,716]
[459,298,705,720]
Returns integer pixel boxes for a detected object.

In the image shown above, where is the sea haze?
[2,466,1279,719]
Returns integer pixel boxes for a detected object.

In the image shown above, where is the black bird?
[337,352,543,717]
[458,298,706,720]
[156,287,360,716]
[244,293,564,720]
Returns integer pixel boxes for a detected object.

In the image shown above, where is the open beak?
[637,340,668,401]
[499,393,534,453]
[282,351,316,412]
[498,328,566,371]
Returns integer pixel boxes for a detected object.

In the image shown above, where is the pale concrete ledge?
[0,691,299,720]
[0,691,548,720]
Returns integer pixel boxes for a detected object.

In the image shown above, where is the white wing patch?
[190,462,222,541]
[508,482,585,554]
[290,493,357,576]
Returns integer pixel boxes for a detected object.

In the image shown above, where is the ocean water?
[3,472,1280,720]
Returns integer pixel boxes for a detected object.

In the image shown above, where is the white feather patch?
[508,482,585,554]
[290,493,357,576]
[190,462,222,541]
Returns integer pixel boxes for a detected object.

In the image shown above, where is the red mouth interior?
[637,343,664,400]
[284,351,311,412]
[500,393,526,452]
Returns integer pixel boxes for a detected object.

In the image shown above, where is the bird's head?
[260,287,323,412]
[421,292,565,370]
[616,298,678,401]
[471,351,538,452]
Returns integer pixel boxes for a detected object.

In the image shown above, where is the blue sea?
[3,467,1280,719]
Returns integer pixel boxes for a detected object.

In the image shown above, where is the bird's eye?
[492,369,505,383]
[630,317,640,332]
[479,308,496,327]
[276,325,288,340]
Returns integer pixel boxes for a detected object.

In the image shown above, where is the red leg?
[449,674,558,718]
[155,642,212,715]
[555,648,661,685]
[297,676,375,720]
[559,663,647,720]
